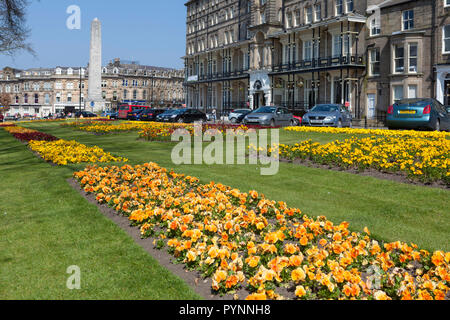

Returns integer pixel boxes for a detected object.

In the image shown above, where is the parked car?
[109,112,119,120]
[140,109,167,122]
[75,111,97,118]
[386,98,450,131]
[127,109,146,121]
[156,108,207,123]
[302,104,352,128]
[243,106,295,127]
[101,110,117,118]
[228,109,252,123]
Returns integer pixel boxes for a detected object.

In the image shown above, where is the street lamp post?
[79,67,82,112]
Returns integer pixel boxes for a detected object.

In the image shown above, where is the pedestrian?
[212,109,217,123]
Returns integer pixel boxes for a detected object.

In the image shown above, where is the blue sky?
[0,0,187,70]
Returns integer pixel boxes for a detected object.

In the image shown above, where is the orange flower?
[295,285,306,298]
[289,254,304,267]
[225,275,238,289]
[291,268,306,282]
[245,256,260,268]
[213,270,227,283]
[245,292,267,300]
[300,236,308,246]
[431,251,445,267]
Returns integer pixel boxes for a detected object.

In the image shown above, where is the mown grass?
[0,128,201,300]
[1,121,449,299]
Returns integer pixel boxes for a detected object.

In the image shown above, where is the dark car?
[302,104,352,128]
[386,98,450,131]
[109,112,119,120]
[156,108,207,123]
[140,109,167,122]
[234,110,253,124]
[127,109,146,121]
[75,111,97,118]
[0,113,4,122]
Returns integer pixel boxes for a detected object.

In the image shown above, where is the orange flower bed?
[74,163,450,300]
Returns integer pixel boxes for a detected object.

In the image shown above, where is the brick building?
[184,0,450,121]
[0,58,184,117]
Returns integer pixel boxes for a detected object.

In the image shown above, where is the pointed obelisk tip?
[93,17,99,22]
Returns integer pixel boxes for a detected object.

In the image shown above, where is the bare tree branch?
[0,0,35,56]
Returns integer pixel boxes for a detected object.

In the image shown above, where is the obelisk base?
[86,100,106,113]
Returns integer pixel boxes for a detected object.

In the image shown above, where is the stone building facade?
[0,58,184,117]
[184,0,450,120]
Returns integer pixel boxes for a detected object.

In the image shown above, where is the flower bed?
[74,162,450,300]
[3,126,127,165]
[0,122,16,127]
[3,126,37,134]
[138,123,252,141]
[29,140,128,165]
[285,126,450,139]
[12,131,59,142]
[254,135,450,185]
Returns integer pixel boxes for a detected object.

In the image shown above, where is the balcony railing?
[272,55,365,73]
[186,68,250,83]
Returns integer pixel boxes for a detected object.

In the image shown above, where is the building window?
[305,7,313,24]
[44,94,50,104]
[55,82,62,90]
[446,0,450,7]
[123,90,128,99]
[345,0,354,12]
[286,12,292,28]
[56,93,61,103]
[102,91,106,99]
[408,85,417,98]
[370,17,381,36]
[369,48,380,76]
[443,25,450,53]
[24,93,28,104]
[393,85,404,102]
[133,90,137,100]
[34,94,39,104]
[336,0,343,15]
[409,43,418,73]
[15,96,19,104]
[303,41,312,61]
[314,4,321,21]
[295,10,301,26]
[394,45,405,73]
[402,10,414,31]
[67,82,74,90]
[67,93,72,103]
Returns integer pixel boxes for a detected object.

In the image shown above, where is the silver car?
[228,109,252,123]
[302,104,352,128]
[243,106,295,127]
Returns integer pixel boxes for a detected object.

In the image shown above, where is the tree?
[0,93,11,114]
[0,0,34,56]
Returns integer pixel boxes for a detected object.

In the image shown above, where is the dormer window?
[67,68,73,75]
[55,68,62,75]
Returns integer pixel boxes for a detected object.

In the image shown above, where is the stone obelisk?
[87,18,105,112]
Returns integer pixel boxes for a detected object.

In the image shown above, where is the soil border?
[278,158,449,190]
[67,177,257,301]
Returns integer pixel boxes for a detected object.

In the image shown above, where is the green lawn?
[0,128,201,300]
[1,121,449,299]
